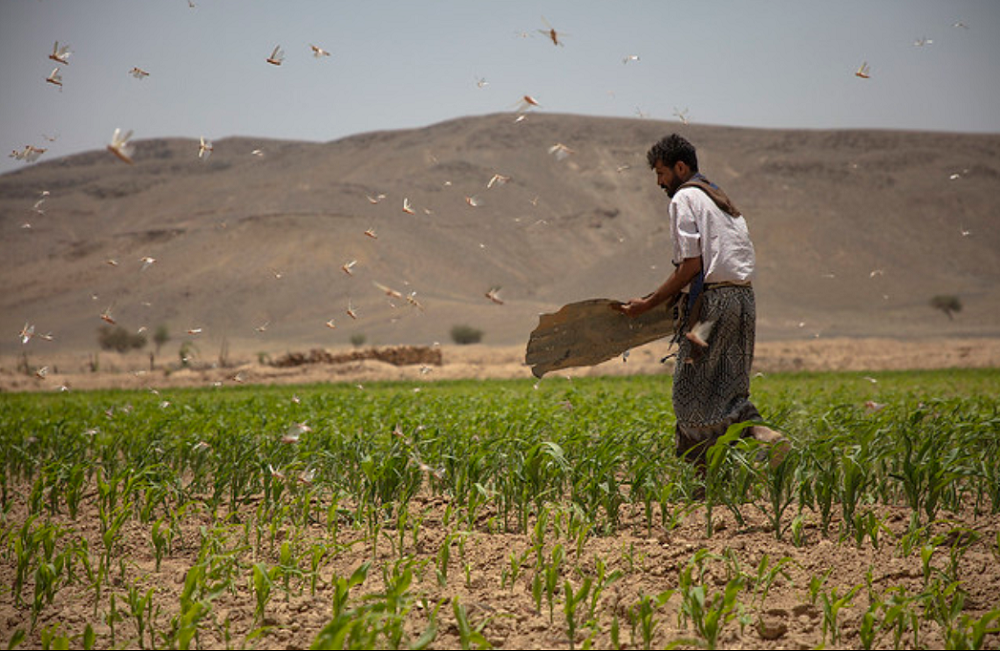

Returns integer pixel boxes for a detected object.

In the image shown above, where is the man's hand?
[614,256,699,319]
[613,297,650,318]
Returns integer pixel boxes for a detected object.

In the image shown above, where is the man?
[616,134,783,469]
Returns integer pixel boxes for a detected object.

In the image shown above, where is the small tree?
[218,335,230,367]
[153,324,170,356]
[930,295,962,320]
[450,324,484,345]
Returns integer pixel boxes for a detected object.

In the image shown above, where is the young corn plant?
[38,623,74,650]
[452,595,493,650]
[435,531,455,587]
[150,516,173,573]
[923,578,968,643]
[745,553,793,612]
[64,463,87,520]
[940,526,981,584]
[124,583,157,649]
[677,572,746,649]
[819,584,859,647]
[704,424,756,537]
[628,590,674,651]
[105,593,124,648]
[275,540,304,601]
[562,576,592,650]
[852,509,893,549]
[858,592,885,650]
[839,446,871,542]
[800,437,839,537]
[331,562,370,618]
[807,568,832,607]
[98,500,132,585]
[880,586,922,650]
[944,609,1000,650]
[586,557,623,623]
[30,540,78,630]
[891,426,964,531]
[251,562,280,624]
[753,439,799,541]
[500,546,534,590]
[544,544,566,623]
[11,514,40,607]
[307,542,329,597]
[362,558,421,649]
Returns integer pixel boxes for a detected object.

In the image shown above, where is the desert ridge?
[2,113,999,368]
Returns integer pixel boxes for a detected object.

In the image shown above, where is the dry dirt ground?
[1,477,998,650]
[2,338,999,650]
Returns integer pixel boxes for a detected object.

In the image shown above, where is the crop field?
[1,369,999,649]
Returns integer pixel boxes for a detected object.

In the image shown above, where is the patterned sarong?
[673,285,761,464]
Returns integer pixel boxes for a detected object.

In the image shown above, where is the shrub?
[350,333,367,348]
[179,341,199,367]
[97,325,147,353]
[450,324,483,345]
[930,295,962,320]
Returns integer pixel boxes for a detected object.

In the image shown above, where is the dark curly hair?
[646,134,698,172]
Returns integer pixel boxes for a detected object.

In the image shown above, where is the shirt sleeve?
[671,191,702,264]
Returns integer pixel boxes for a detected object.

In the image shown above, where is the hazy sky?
[2,0,998,176]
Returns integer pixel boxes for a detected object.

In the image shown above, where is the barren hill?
[2,113,999,366]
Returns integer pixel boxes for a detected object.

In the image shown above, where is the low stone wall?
[270,345,443,368]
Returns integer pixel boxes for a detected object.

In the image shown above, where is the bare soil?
[1,479,997,650]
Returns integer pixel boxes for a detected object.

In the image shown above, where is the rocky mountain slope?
[3,113,998,362]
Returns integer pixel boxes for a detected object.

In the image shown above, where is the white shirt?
[670,186,755,284]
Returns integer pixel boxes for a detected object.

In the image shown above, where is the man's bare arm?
[616,256,702,317]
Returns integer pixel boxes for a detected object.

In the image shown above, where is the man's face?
[654,159,687,197]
